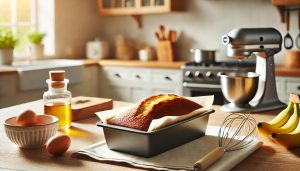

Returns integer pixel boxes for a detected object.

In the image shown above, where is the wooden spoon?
[159,25,166,40]
[169,30,177,43]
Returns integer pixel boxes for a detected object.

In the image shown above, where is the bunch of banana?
[271,104,300,148]
[257,102,295,137]
[257,93,300,149]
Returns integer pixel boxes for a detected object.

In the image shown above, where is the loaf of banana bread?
[107,94,202,131]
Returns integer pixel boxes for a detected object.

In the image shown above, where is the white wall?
[53,0,300,65]
[54,0,103,58]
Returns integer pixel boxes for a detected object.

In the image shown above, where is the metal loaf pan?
[97,109,214,158]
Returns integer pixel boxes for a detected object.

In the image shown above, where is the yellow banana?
[272,104,300,149]
[268,101,294,127]
[257,103,298,137]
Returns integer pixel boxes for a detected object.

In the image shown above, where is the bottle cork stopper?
[50,70,65,81]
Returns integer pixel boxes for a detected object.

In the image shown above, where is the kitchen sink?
[13,59,84,91]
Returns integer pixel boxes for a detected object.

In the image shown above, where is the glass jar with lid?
[43,70,72,130]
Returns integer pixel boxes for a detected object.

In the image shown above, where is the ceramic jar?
[0,48,13,65]
[29,44,44,60]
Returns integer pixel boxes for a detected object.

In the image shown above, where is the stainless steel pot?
[190,49,216,64]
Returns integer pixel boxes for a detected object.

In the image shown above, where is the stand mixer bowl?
[220,72,259,107]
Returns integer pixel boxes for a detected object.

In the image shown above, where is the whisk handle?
[193,147,225,171]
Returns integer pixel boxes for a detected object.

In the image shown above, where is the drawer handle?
[164,76,172,81]
[114,73,121,78]
[135,75,141,79]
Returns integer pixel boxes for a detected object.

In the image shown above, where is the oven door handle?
[183,82,221,89]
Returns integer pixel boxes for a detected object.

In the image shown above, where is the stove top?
[183,61,256,68]
[182,61,256,84]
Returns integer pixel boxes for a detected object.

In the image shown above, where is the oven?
[182,82,226,105]
[181,61,255,105]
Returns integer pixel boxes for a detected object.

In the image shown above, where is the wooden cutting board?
[71,96,113,121]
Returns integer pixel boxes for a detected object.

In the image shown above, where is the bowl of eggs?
[4,109,59,149]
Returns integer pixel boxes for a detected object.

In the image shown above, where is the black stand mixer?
[220,28,286,112]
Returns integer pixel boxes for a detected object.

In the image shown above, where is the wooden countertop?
[1,100,299,170]
[2,59,300,77]
[92,59,186,69]
[0,65,20,75]
[0,60,185,75]
[275,65,300,77]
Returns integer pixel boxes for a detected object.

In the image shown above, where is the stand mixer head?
[220,28,286,112]
[222,28,282,59]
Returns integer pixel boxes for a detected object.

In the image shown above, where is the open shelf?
[97,0,184,28]
[272,0,300,23]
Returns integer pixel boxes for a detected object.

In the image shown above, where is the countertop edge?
[2,60,300,77]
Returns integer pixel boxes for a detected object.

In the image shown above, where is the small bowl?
[4,115,58,149]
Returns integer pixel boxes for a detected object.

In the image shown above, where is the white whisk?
[194,113,257,171]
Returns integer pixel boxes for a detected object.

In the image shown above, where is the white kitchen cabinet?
[0,66,99,108]
[111,85,132,102]
[276,76,300,103]
[131,86,152,103]
[275,76,285,103]
[99,66,182,103]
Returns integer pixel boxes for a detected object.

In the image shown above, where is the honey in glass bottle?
[43,70,72,130]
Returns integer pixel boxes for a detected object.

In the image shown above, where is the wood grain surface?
[0,100,299,171]
[3,60,300,76]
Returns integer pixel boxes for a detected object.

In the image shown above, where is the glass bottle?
[43,70,72,130]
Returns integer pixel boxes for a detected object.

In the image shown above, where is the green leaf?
[27,31,46,44]
[0,30,17,49]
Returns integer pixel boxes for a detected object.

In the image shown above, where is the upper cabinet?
[272,0,300,6]
[97,0,184,27]
[271,0,300,22]
[98,0,183,15]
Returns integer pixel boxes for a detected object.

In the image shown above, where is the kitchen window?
[0,0,38,57]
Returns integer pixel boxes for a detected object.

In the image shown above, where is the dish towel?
[73,126,262,171]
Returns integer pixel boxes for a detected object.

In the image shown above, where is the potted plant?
[28,31,46,60]
[0,30,17,65]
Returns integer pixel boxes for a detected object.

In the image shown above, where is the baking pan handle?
[193,147,225,171]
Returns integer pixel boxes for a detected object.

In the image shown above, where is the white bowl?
[4,115,58,148]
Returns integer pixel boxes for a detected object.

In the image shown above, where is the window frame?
[0,0,38,58]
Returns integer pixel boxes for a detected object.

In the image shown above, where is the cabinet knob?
[135,75,141,79]
[164,76,172,81]
[114,73,121,78]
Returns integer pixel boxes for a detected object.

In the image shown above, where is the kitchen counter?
[87,59,186,69]
[1,100,299,170]
[2,59,300,77]
[0,59,186,75]
[0,65,20,75]
[275,65,300,77]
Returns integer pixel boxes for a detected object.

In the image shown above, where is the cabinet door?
[110,85,131,102]
[152,88,177,95]
[131,87,151,103]
[280,77,300,103]
[275,77,286,103]
[98,0,183,15]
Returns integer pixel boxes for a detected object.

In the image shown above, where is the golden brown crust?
[107,94,202,131]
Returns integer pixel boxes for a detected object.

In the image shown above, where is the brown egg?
[16,109,38,126]
[46,135,71,156]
